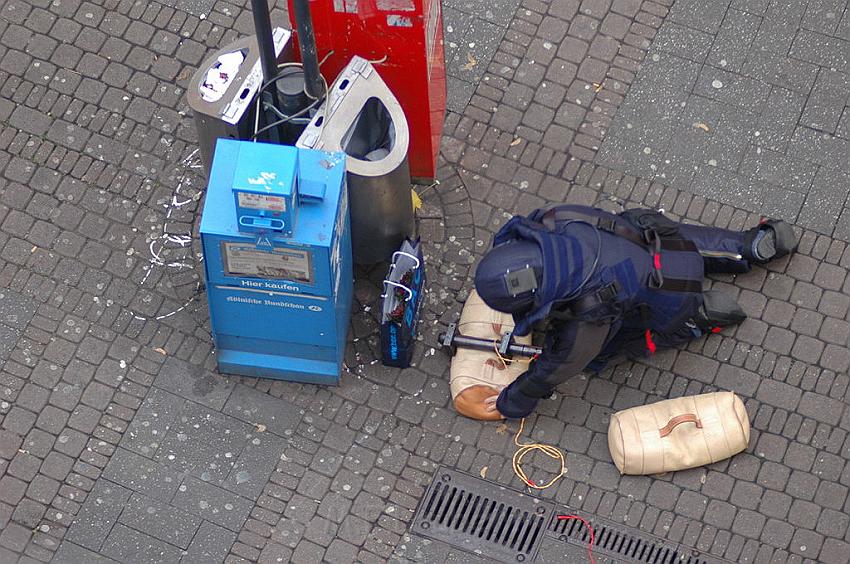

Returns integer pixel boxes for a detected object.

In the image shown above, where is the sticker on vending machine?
[222,242,314,284]
[237,192,287,212]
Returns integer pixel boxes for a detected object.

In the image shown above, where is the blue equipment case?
[200,139,352,385]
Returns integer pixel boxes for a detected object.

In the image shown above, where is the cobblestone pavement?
[597,0,850,236]
[0,0,848,563]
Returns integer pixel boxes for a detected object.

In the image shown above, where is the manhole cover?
[411,467,554,562]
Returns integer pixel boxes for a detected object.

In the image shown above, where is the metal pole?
[292,0,324,99]
[251,0,279,85]
[439,333,543,358]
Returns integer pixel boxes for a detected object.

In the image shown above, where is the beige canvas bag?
[608,391,750,475]
[450,290,532,420]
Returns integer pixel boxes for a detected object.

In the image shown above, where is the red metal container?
[287,0,446,182]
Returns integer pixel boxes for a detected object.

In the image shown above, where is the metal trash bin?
[187,27,294,176]
[297,56,414,265]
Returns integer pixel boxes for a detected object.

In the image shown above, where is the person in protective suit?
[474,205,797,419]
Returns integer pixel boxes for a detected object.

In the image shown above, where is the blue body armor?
[495,205,706,359]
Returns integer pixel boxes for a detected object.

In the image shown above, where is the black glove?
[496,375,545,419]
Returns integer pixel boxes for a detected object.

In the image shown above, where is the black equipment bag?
[380,239,425,368]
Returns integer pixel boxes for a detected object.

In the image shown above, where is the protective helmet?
[474,239,543,315]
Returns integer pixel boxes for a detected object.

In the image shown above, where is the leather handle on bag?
[659,414,702,438]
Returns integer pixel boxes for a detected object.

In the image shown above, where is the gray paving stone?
[756,379,802,411]
[798,167,850,235]
[839,9,850,40]
[310,446,345,477]
[632,52,703,106]
[740,145,817,194]
[222,384,301,437]
[443,6,475,65]
[651,22,714,62]
[761,518,794,549]
[597,0,850,242]
[596,132,665,180]
[325,538,359,564]
[446,75,476,115]
[742,48,820,94]
[832,206,850,241]
[789,127,850,174]
[706,8,762,72]
[0,521,31,553]
[172,475,253,532]
[102,447,184,502]
[790,28,849,72]
[180,521,237,564]
[447,0,521,27]
[174,0,217,17]
[802,0,846,35]
[53,541,120,564]
[707,116,759,171]
[800,69,850,134]
[689,167,762,212]
[65,479,132,551]
[837,106,850,139]
[753,0,807,50]
[292,539,324,563]
[760,186,805,223]
[118,492,202,549]
[101,523,183,564]
[668,0,731,34]
[0,289,36,331]
[448,18,505,84]
[121,387,185,457]
[222,430,288,499]
[733,508,767,538]
[0,324,19,363]
[154,401,253,485]
[154,356,235,410]
[797,391,844,425]
[258,542,294,563]
[821,538,850,564]
[693,66,771,112]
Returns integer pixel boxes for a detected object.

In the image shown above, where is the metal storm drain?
[546,510,732,564]
[411,467,732,564]
[411,467,555,562]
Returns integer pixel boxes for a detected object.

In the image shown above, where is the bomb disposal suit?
[474,205,796,419]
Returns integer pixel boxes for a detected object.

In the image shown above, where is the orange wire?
[492,340,534,366]
[512,418,567,490]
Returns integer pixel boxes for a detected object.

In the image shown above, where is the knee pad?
[695,290,747,331]
[744,219,798,262]
[761,219,798,259]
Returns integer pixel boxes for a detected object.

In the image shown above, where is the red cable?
[644,329,656,354]
[557,515,596,564]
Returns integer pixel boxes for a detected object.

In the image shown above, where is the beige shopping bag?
[608,391,750,475]
[450,290,532,420]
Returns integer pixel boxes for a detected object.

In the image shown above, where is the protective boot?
[693,290,747,332]
[744,219,798,263]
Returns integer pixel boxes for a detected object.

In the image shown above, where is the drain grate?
[411,467,554,562]
[547,510,732,564]
[410,467,733,563]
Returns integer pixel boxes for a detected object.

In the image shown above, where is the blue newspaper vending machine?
[200,139,352,384]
